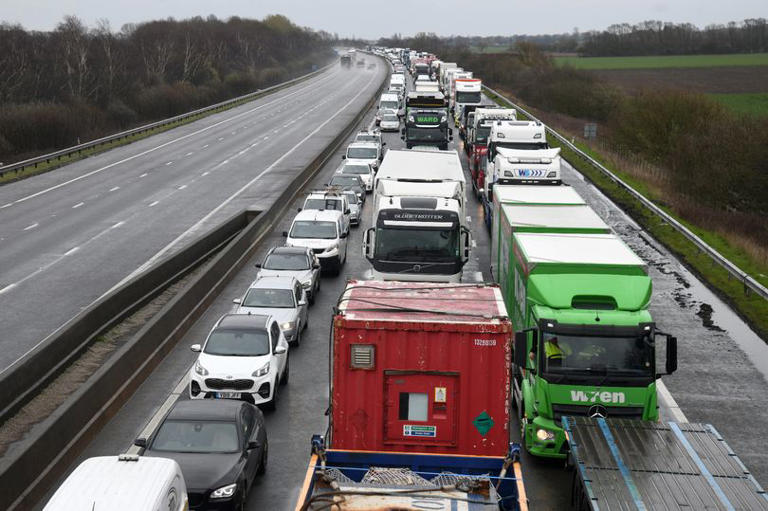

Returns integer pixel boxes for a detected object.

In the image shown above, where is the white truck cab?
[44,455,187,511]
[493,147,562,185]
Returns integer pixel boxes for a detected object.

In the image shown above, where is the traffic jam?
[43,49,768,511]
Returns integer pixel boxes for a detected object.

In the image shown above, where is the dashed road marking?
[109,186,120,192]
[111,221,125,229]
[23,223,38,231]
[72,202,84,209]
[148,201,159,207]
[178,185,187,190]
[165,161,173,166]
[201,171,210,176]
[139,173,148,178]
[185,152,194,156]
[0,283,17,295]
[218,137,224,141]
[64,246,80,256]
[1,203,11,209]
[202,144,209,148]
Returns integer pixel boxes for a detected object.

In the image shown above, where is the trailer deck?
[563,417,768,510]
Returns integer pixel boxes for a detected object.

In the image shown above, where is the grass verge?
[488,89,768,340]
[0,64,331,186]
[554,52,768,69]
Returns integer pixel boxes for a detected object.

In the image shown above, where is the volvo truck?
[363,150,470,282]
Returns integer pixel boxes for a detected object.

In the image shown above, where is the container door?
[383,372,458,447]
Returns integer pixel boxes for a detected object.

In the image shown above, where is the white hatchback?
[189,313,289,409]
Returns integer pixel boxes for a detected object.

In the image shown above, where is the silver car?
[234,276,309,347]
[342,190,361,226]
[255,246,321,304]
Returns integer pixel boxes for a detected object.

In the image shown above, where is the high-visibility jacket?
[545,341,571,359]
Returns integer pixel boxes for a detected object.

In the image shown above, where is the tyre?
[256,440,268,475]
[280,357,289,386]
[265,383,277,411]
[235,486,246,511]
[290,327,301,348]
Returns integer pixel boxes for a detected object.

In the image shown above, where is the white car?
[233,276,309,346]
[302,189,351,233]
[379,112,400,132]
[337,160,375,192]
[355,130,383,149]
[189,313,289,409]
[344,141,382,171]
[284,209,348,274]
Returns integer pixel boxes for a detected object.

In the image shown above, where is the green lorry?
[499,232,677,458]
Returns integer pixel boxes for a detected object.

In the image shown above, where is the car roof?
[216,313,270,330]
[267,246,311,256]
[250,275,299,289]
[293,209,343,222]
[166,398,246,422]
[342,160,372,169]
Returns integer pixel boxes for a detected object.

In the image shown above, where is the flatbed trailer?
[295,437,529,510]
[563,417,768,510]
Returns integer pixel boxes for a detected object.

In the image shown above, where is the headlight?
[301,280,312,289]
[408,115,414,122]
[547,171,557,178]
[194,360,208,376]
[210,483,237,500]
[535,428,555,441]
[280,321,295,331]
[252,362,270,377]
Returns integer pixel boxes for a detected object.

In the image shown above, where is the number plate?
[214,392,241,399]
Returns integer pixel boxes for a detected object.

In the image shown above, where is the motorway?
[0,61,388,374]
[26,64,768,509]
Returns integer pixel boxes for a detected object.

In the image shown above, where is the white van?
[44,455,187,511]
[284,209,348,273]
[378,92,400,113]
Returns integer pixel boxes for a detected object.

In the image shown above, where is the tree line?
[378,18,768,56]
[0,15,336,162]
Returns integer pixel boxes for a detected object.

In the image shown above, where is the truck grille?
[552,404,644,422]
[205,378,253,390]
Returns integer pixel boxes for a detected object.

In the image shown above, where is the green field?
[554,53,768,69]
[709,93,768,117]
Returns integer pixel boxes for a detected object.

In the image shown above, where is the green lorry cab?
[498,231,677,458]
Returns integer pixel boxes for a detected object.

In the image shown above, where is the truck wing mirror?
[461,227,471,263]
[514,332,528,370]
[666,335,678,375]
[362,227,375,261]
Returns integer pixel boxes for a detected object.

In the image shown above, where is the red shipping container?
[330,280,512,456]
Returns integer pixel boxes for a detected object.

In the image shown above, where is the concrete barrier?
[0,52,388,510]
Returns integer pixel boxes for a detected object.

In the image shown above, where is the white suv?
[301,190,351,233]
[284,209,348,274]
[189,314,289,410]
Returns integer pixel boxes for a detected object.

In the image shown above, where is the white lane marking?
[474,271,484,282]
[23,223,38,231]
[165,161,173,166]
[111,221,125,229]
[178,185,187,190]
[263,136,269,140]
[185,152,194,156]
[218,137,224,141]
[139,173,148,178]
[7,70,338,206]
[72,202,84,209]
[201,171,210,177]
[0,283,17,295]
[126,373,189,455]
[148,201,159,207]
[471,240,477,248]
[109,186,120,192]
[222,159,229,165]
[114,69,378,287]
[64,246,80,256]
[658,380,687,422]
[231,131,236,135]
[1,203,11,209]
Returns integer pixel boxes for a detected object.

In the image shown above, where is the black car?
[328,174,365,201]
[138,399,267,511]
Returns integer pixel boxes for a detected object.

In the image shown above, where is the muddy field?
[592,66,768,94]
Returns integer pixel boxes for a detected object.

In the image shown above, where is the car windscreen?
[290,220,337,239]
[342,164,370,175]
[304,198,341,211]
[264,253,309,270]
[475,126,492,143]
[204,328,270,356]
[151,420,239,453]
[347,147,378,159]
[382,114,399,122]
[242,288,295,308]
[355,135,378,143]
[379,101,399,110]
[344,193,359,204]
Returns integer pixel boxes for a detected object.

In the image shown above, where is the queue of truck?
[43,49,768,511]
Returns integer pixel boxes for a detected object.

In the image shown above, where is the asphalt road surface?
[0,61,388,374]
[33,74,768,510]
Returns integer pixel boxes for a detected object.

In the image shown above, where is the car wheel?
[281,357,289,386]
[309,289,316,306]
[235,482,247,511]
[256,440,268,476]
[265,385,277,411]
[290,327,301,348]
[303,315,308,331]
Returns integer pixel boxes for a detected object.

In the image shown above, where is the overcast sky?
[1,0,765,39]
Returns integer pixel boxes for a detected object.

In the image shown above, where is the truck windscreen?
[456,91,481,103]
[540,331,653,379]
[376,227,459,263]
[475,126,492,144]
